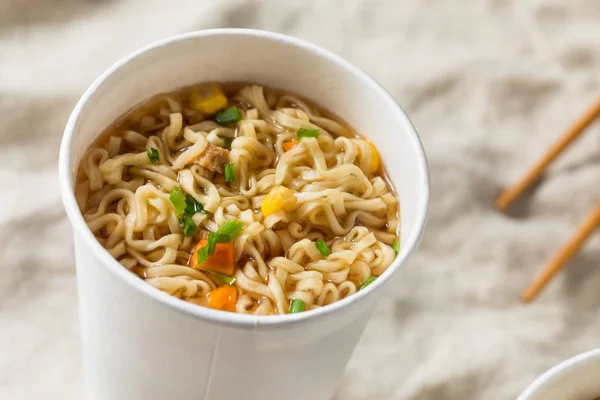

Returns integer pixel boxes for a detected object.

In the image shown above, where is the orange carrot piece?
[206,285,237,312]
[189,239,236,276]
[283,140,298,151]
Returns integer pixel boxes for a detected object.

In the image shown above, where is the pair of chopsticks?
[495,95,600,302]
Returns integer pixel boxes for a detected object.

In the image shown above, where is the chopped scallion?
[206,232,231,255]
[147,147,160,163]
[217,219,244,241]
[197,245,209,264]
[222,137,233,150]
[224,163,235,182]
[359,276,376,290]
[205,220,245,256]
[215,106,242,126]
[179,214,198,237]
[206,232,225,255]
[297,128,320,140]
[169,187,186,215]
[392,241,399,254]
[185,195,207,215]
[289,299,305,313]
[315,239,331,257]
[208,271,236,285]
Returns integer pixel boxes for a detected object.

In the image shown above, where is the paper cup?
[517,349,600,400]
[59,29,430,400]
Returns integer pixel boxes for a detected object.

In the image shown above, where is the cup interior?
[61,29,429,323]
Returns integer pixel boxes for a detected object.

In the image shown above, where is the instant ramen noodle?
[76,83,400,315]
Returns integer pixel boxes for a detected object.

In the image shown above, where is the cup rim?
[58,28,430,329]
[517,348,600,399]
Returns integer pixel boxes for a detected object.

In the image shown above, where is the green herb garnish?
[289,299,305,313]
[297,128,320,140]
[222,137,233,150]
[359,276,376,290]
[185,195,207,215]
[215,106,242,126]
[217,219,244,240]
[204,219,245,256]
[172,187,208,217]
[206,232,229,255]
[169,187,186,215]
[392,241,399,254]
[179,214,198,237]
[315,239,331,257]
[147,147,160,163]
[224,163,235,182]
[197,245,209,264]
[208,271,236,285]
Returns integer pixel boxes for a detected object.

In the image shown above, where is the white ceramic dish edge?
[518,348,600,400]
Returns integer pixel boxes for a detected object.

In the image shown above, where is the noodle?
[76,82,400,315]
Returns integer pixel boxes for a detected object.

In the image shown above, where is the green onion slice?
[185,195,207,215]
[208,271,236,285]
[147,147,160,163]
[224,163,235,182]
[315,239,331,257]
[207,232,217,255]
[222,137,233,150]
[205,219,245,256]
[206,232,229,255]
[215,106,242,126]
[179,214,198,237]
[217,219,244,240]
[197,245,209,264]
[392,241,399,254]
[169,187,186,215]
[359,276,376,290]
[289,299,305,313]
[296,128,320,140]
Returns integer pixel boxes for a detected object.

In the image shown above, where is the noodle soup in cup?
[59,29,429,400]
[518,349,600,400]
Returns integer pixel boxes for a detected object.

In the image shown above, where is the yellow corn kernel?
[190,85,228,115]
[368,141,380,173]
[261,186,297,217]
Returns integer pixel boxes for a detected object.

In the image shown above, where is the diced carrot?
[206,285,237,312]
[283,140,298,151]
[189,239,236,276]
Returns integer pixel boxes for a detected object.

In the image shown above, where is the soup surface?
[76,82,400,315]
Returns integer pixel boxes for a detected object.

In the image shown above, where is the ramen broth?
[76,82,400,315]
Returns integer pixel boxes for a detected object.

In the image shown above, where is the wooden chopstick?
[522,201,600,302]
[495,95,600,212]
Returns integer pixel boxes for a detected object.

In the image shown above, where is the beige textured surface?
[1,0,599,399]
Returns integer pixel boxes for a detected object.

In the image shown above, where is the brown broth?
[81,81,398,195]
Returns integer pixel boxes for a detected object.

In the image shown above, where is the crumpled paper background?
[1,0,599,399]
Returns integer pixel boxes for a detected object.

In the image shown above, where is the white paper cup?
[517,349,600,400]
[59,29,430,400]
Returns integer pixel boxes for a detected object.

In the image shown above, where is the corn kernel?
[190,85,228,115]
[261,186,297,217]
[368,141,380,173]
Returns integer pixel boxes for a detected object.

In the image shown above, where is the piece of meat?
[194,143,229,174]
